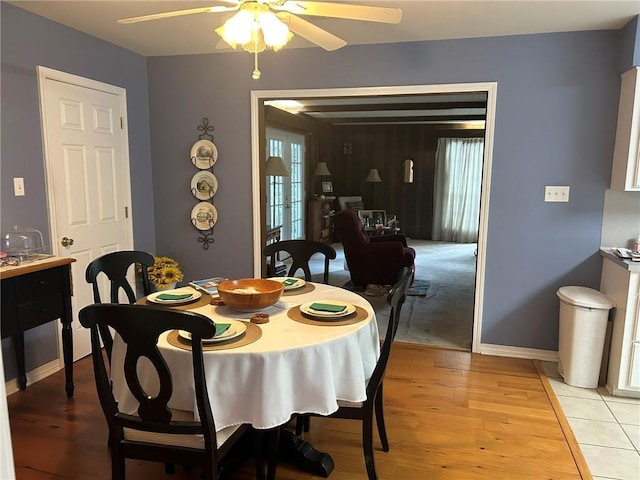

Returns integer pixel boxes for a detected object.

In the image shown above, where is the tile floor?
[541,362,640,480]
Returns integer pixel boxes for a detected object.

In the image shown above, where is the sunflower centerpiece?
[148,255,184,290]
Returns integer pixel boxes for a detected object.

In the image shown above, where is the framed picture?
[322,181,333,193]
[358,209,387,227]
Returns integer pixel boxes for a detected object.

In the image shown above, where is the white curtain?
[432,137,484,243]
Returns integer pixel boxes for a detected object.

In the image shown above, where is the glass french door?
[266,127,305,240]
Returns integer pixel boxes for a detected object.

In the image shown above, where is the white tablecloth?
[111,282,380,431]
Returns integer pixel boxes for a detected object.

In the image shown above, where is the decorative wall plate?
[191,202,218,231]
[191,171,218,200]
[190,139,218,169]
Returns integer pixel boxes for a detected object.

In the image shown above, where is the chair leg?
[374,386,389,452]
[266,427,280,480]
[362,411,378,480]
[111,448,125,480]
[254,427,279,480]
[254,429,266,480]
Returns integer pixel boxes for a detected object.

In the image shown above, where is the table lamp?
[313,162,332,195]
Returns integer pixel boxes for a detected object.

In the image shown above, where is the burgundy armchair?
[333,209,416,286]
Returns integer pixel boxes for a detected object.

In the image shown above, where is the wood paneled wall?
[265,107,484,240]
[328,125,484,239]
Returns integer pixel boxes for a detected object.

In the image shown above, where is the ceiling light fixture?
[215,2,293,79]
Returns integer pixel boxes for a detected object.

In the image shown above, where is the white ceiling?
[6,1,640,57]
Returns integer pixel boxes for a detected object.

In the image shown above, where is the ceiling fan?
[117,1,402,78]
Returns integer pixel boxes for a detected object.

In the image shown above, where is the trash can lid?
[556,286,614,309]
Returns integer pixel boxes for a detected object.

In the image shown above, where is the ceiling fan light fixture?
[258,11,292,49]
[217,9,254,47]
[117,0,402,80]
[217,3,292,51]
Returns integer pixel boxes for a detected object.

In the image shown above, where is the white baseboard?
[480,343,559,362]
[4,359,62,396]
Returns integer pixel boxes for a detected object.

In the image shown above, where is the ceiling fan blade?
[275,1,402,24]
[117,5,238,24]
[277,12,346,51]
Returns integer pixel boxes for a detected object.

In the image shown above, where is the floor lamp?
[364,168,382,206]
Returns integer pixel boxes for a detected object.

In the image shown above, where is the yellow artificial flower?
[148,255,184,289]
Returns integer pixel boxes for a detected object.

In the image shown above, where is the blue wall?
[1,4,637,382]
[147,30,621,351]
[1,3,154,377]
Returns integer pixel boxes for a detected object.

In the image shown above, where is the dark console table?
[1,256,75,397]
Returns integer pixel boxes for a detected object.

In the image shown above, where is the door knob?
[61,237,74,247]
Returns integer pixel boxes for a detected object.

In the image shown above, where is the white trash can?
[556,286,614,388]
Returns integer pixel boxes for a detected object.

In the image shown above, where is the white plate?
[269,277,306,291]
[190,139,218,169]
[190,171,218,200]
[191,202,218,231]
[178,319,247,344]
[300,300,356,319]
[147,288,202,305]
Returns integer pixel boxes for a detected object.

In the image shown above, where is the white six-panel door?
[38,67,133,361]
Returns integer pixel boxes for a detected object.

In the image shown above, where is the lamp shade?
[364,168,382,183]
[313,162,332,176]
[265,156,290,177]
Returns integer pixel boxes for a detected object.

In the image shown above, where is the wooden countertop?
[0,255,76,279]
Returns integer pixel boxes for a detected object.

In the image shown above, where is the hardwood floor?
[7,344,589,479]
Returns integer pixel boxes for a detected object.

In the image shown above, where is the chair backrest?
[365,267,413,400]
[78,304,220,466]
[85,250,154,304]
[85,251,155,360]
[263,239,337,284]
[333,209,370,249]
[337,196,363,211]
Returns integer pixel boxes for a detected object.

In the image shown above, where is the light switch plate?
[544,185,569,202]
[13,177,25,196]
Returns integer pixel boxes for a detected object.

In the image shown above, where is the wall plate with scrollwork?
[191,171,218,200]
[191,202,218,231]
[190,139,218,169]
[190,117,217,250]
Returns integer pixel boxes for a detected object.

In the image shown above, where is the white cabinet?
[600,256,640,397]
[611,67,640,191]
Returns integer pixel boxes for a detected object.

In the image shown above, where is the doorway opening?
[251,83,497,353]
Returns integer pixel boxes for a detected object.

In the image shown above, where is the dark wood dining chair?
[78,303,278,480]
[263,239,336,284]
[296,266,413,480]
[85,250,154,361]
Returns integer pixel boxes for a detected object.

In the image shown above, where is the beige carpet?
[305,239,476,350]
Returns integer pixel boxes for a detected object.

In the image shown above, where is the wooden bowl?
[217,278,284,312]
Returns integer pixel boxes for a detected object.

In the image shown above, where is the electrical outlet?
[13,177,25,196]
[544,185,569,202]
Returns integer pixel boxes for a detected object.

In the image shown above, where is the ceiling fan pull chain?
[252,33,261,79]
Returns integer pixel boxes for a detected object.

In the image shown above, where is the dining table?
[110,279,380,476]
